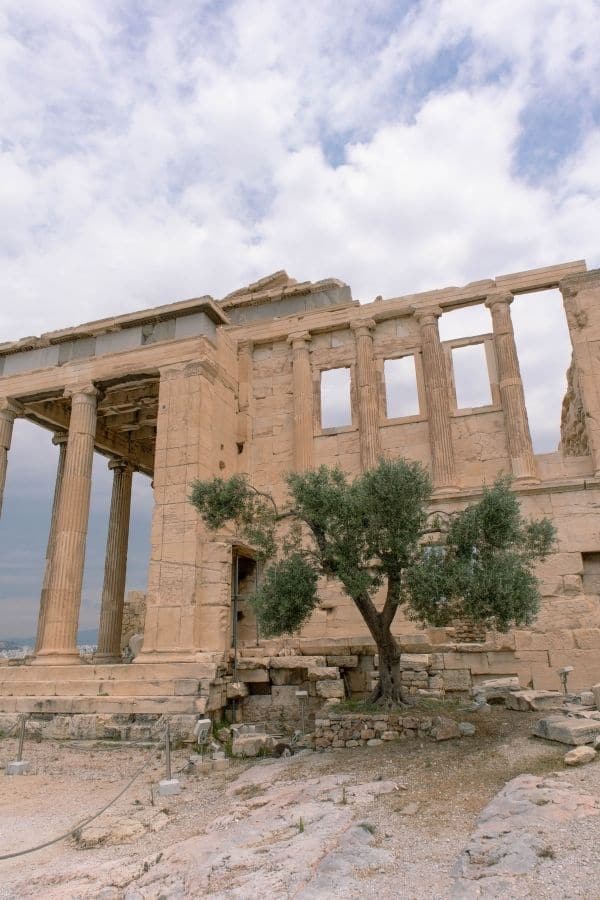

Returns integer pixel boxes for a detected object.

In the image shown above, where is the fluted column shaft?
[35,432,68,652]
[34,385,98,664]
[288,331,314,471]
[352,320,381,470]
[0,399,22,518]
[96,459,133,662]
[413,307,458,491]
[485,292,537,482]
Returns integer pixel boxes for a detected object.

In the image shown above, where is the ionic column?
[33,384,98,665]
[351,319,381,470]
[288,331,313,471]
[35,432,68,653]
[96,459,133,662]
[0,398,22,518]
[413,306,458,492]
[485,292,538,482]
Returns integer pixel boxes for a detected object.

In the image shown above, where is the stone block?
[505,690,565,712]
[158,778,181,796]
[399,654,431,670]
[269,656,326,669]
[226,681,249,700]
[174,679,200,696]
[316,680,345,700]
[442,670,472,692]
[432,717,460,741]
[231,732,274,757]
[238,668,270,683]
[473,677,520,701]
[533,715,600,745]
[573,628,600,649]
[564,746,597,766]
[593,683,600,709]
[6,760,30,775]
[307,666,340,681]
[326,656,358,668]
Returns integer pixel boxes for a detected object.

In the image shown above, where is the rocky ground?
[1,708,599,899]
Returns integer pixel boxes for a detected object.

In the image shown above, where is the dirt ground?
[0,708,599,899]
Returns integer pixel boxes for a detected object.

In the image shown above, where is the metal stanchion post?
[158,720,181,796]
[7,715,31,776]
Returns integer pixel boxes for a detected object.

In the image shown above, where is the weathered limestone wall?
[3,259,600,690]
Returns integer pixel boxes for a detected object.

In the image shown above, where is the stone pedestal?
[33,385,98,665]
[352,320,381,470]
[96,459,133,662]
[288,331,313,471]
[413,307,458,492]
[485,292,538,482]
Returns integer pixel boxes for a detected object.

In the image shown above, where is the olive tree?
[190,460,555,704]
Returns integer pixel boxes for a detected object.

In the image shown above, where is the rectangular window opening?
[511,290,572,454]
[320,367,352,429]
[452,343,492,410]
[384,356,420,419]
[439,304,492,341]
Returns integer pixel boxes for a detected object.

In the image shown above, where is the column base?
[31,651,83,666]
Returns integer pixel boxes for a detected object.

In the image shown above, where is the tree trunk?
[375,627,403,703]
[351,582,403,704]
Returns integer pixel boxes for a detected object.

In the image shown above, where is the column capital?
[64,383,99,401]
[52,431,68,447]
[108,457,134,473]
[287,330,311,349]
[351,319,376,339]
[485,291,514,310]
[237,339,254,355]
[411,304,443,326]
[0,397,24,420]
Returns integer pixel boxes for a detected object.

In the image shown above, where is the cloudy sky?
[1,0,599,638]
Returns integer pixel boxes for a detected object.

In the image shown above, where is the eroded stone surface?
[452,774,600,897]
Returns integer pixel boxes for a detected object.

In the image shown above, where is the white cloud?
[1,0,599,636]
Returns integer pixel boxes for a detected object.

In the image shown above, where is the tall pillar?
[288,331,314,471]
[560,279,600,474]
[237,339,253,447]
[35,432,68,653]
[413,306,458,492]
[96,459,133,662]
[485,292,538,482]
[0,398,22,518]
[33,384,98,665]
[351,319,381,470]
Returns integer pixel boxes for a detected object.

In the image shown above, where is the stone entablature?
[4,258,600,707]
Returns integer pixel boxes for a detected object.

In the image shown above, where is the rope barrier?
[0,761,149,861]
[0,718,207,860]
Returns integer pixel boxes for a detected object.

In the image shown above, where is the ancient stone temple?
[1,259,600,728]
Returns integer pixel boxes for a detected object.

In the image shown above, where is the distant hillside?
[0,627,98,648]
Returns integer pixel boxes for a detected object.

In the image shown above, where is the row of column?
[0,385,134,665]
[286,291,538,488]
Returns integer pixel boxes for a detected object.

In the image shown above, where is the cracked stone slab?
[451,774,600,898]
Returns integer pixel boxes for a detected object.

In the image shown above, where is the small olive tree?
[190,460,555,704]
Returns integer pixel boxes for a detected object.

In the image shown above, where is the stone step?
[0,695,204,715]
[0,678,204,698]
[0,662,218,682]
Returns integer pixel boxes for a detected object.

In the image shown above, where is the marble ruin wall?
[2,261,600,693]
